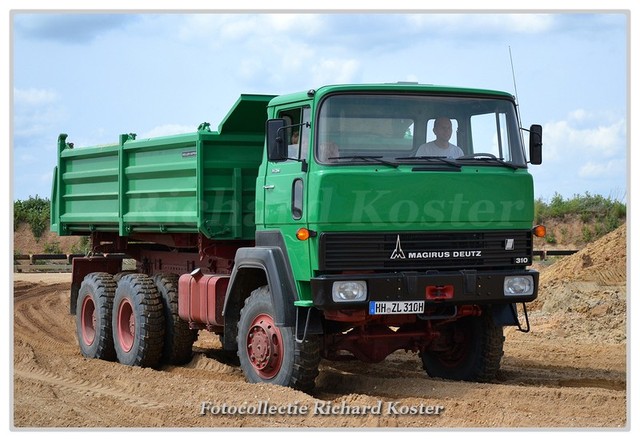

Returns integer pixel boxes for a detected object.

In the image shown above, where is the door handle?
[263,185,275,190]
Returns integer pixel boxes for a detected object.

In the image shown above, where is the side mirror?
[266,119,287,162]
[529,124,542,165]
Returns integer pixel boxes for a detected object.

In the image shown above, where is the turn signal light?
[296,228,316,241]
[532,225,546,238]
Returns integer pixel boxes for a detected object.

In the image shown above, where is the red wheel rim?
[80,295,96,346]
[246,313,283,379]
[116,298,135,352]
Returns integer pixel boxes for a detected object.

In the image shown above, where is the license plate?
[369,300,425,315]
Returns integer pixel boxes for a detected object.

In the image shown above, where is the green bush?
[535,192,626,241]
[14,196,50,239]
[71,236,91,255]
[582,225,593,242]
[545,232,557,245]
[43,241,63,254]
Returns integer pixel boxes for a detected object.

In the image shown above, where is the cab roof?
[268,82,515,107]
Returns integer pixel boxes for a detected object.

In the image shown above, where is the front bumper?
[310,269,538,310]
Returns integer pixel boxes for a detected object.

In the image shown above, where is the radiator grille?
[319,230,532,271]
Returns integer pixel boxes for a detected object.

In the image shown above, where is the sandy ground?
[10,227,629,430]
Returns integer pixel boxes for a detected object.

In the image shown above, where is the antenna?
[509,46,524,131]
[509,46,520,105]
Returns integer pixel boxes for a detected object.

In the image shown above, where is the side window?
[300,107,310,160]
[278,107,311,161]
[470,113,512,160]
[291,178,304,220]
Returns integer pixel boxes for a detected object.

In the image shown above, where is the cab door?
[262,107,312,281]
[263,106,310,224]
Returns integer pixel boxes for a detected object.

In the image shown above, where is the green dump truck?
[51,83,544,392]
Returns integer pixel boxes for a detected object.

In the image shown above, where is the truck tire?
[153,273,198,365]
[237,286,320,392]
[112,274,165,368]
[76,272,117,361]
[420,311,504,382]
[113,271,136,283]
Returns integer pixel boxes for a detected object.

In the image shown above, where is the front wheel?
[237,286,320,392]
[420,310,504,382]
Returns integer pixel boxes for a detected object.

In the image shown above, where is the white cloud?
[311,58,360,86]
[568,108,588,121]
[18,153,37,164]
[175,15,260,44]
[40,170,54,184]
[501,14,555,33]
[140,124,196,139]
[543,113,625,162]
[584,121,626,152]
[219,16,262,41]
[238,58,264,82]
[13,88,66,138]
[14,87,58,106]
[578,158,626,179]
[530,109,627,200]
[406,14,554,36]
[174,15,225,42]
[266,14,324,35]
[176,14,324,47]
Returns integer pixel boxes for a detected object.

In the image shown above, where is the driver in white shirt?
[416,117,463,158]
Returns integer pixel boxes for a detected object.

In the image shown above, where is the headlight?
[332,281,367,302]
[504,276,534,296]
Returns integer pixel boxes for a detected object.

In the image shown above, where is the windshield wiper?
[330,155,399,169]
[456,153,520,170]
[395,155,461,169]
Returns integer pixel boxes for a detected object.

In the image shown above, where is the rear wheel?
[112,274,165,368]
[76,272,117,361]
[237,286,320,392]
[153,273,198,365]
[420,311,504,382]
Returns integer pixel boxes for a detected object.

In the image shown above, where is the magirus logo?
[390,235,405,259]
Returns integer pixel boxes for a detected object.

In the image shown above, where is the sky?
[8,7,631,204]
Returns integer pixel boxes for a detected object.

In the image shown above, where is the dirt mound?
[13,223,82,255]
[539,224,626,287]
[530,224,627,344]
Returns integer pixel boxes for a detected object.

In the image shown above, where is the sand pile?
[531,224,627,343]
[539,224,626,287]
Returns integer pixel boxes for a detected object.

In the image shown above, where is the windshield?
[316,93,527,167]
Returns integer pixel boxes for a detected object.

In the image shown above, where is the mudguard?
[491,303,520,326]
[222,246,298,349]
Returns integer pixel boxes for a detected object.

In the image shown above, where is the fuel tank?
[178,269,229,327]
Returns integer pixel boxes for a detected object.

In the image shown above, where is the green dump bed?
[50,94,275,240]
